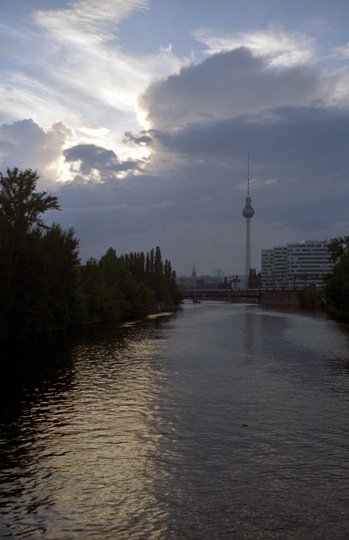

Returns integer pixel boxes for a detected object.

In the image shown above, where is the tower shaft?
[245,218,251,277]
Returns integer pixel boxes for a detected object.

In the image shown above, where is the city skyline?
[1,1,349,275]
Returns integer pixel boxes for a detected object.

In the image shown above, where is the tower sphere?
[242,196,255,219]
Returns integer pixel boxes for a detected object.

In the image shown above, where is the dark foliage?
[0,168,181,342]
[121,246,182,306]
[0,168,59,233]
[248,268,261,289]
[324,236,349,317]
[79,248,155,324]
[0,169,80,340]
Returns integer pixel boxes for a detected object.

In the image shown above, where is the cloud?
[35,0,150,44]
[152,105,349,172]
[140,48,328,131]
[193,27,315,67]
[0,0,190,174]
[152,104,349,208]
[33,0,185,124]
[63,143,141,180]
[123,131,154,146]
[0,119,73,186]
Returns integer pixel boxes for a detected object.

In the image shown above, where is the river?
[1,301,349,539]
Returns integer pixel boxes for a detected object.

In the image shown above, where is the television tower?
[242,154,255,280]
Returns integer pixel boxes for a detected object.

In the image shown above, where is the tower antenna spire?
[247,153,250,196]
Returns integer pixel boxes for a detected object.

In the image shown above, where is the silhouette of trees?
[0,168,181,341]
[121,246,181,306]
[79,248,155,324]
[0,169,81,339]
[0,168,59,234]
[248,268,261,289]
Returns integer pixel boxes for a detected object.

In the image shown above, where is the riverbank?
[260,289,300,307]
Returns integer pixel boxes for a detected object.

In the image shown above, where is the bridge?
[183,288,261,303]
[182,288,301,307]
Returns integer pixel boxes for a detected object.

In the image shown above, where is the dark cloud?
[63,143,140,177]
[140,48,325,130]
[123,130,154,146]
[151,105,349,192]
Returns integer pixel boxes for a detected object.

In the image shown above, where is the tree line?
[0,168,181,341]
[287,237,349,319]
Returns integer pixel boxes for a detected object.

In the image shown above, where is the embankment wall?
[260,290,300,307]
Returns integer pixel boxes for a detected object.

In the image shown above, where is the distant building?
[261,240,333,289]
[177,271,249,291]
[177,273,226,291]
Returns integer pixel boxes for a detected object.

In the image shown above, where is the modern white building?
[261,249,274,289]
[261,240,333,289]
[262,246,288,289]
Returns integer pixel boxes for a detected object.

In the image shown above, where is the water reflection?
[0,337,75,537]
[0,319,178,538]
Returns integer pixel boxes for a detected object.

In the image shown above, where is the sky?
[1,0,349,277]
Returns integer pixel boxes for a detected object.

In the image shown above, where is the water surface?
[1,302,349,538]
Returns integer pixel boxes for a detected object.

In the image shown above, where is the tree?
[98,248,124,321]
[79,248,156,324]
[41,224,81,330]
[121,247,181,306]
[324,236,349,317]
[327,236,349,265]
[0,168,59,234]
[79,258,101,323]
[0,168,80,340]
[248,268,261,289]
